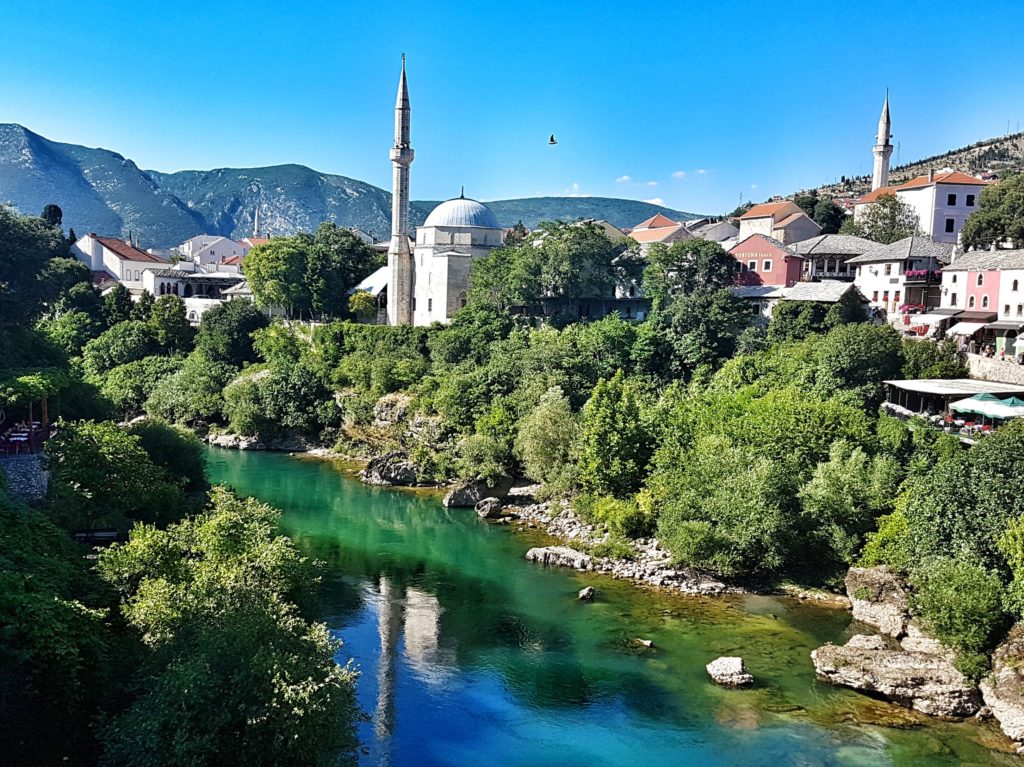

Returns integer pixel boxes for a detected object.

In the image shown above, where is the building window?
[983,295,990,308]
[857,266,862,276]
[1018,305,1023,317]
[1006,305,1012,317]
[967,194,976,207]
[748,260,757,271]
[427,298,432,313]
[951,294,958,306]
[978,274,984,286]
[894,291,901,304]
[883,290,889,303]
[872,291,879,302]
[884,263,892,276]
[945,218,956,233]
[762,260,772,272]
[947,193,957,206]
[952,274,957,283]
[969,295,976,308]
[1015,280,1020,292]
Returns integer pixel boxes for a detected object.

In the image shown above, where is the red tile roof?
[898,171,990,190]
[221,256,243,265]
[244,237,271,247]
[633,213,679,230]
[92,235,166,263]
[739,201,794,219]
[856,186,897,205]
[628,224,685,243]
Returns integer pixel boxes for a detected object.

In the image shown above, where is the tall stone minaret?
[387,55,414,326]
[253,207,260,238]
[871,92,893,191]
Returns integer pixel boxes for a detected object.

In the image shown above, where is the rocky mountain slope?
[0,123,702,248]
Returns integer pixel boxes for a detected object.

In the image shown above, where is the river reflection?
[207,449,1019,767]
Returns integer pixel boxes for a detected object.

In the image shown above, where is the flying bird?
[548,134,558,145]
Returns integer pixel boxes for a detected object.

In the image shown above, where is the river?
[206,448,1017,766]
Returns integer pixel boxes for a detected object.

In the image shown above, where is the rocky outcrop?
[373,392,412,427]
[706,656,754,687]
[475,497,502,519]
[846,566,911,638]
[525,546,593,571]
[360,452,419,486]
[811,634,980,718]
[504,499,737,596]
[207,432,316,452]
[981,624,1024,745]
[442,477,514,508]
[578,586,595,601]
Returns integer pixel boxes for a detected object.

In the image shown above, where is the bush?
[82,321,159,377]
[126,419,207,492]
[100,356,184,416]
[858,510,912,572]
[195,300,268,367]
[515,385,577,487]
[910,556,1007,680]
[145,351,236,425]
[574,493,655,539]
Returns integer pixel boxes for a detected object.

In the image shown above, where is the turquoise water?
[206,448,1017,766]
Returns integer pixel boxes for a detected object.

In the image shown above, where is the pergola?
[884,378,1024,415]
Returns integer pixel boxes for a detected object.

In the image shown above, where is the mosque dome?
[423,196,501,229]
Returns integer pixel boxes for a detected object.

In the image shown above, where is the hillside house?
[849,236,954,315]
[626,213,692,253]
[789,234,877,281]
[70,233,167,292]
[729,234,805,288]
[736,201,822,245]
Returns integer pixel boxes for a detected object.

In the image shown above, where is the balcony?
[903,269,943,284]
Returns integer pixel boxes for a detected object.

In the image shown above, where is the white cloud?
[615,175,631,183]
[671,170,686,180]
[563,181,591,198]
[750,183,759,190]
[643,197,666,206]
[644,180,658,187]
[696,168,707,175]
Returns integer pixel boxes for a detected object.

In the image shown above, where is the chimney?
[927,168,935,183]
[991,241,998,252]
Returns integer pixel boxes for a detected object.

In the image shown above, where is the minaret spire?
[871,90,893,191]
[387,54,415,326]
[253,206,260,238]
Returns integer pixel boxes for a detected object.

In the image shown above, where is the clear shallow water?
[206,449,1017,767]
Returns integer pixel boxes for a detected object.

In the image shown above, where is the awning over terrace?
[913,311,962,325]
[950,393,1024,419]
[884,378,1024,415]
[946,321,990,336]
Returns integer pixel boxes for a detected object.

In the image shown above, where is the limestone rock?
[900,619,949,657]
[706,656,754,687]
[578,586,595,601]
[208,433,266,451]
[981,623,1024,744]
[373,392,412,427]
[475,497,502,519]
[360,452,419,486]
[811,634,980,718]
[443,477,514,507]
[846,566,911,638]
[525,546,593,571]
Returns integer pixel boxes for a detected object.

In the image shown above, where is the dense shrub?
[82,321,159,377]
[100,355,184,416]
[145,351,236,425]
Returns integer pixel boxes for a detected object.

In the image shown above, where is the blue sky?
[1,0,1022,214]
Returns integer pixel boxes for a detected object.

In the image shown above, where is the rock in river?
[525,546,593,571]
[706,657,754,687]
[475,497,502,519]
[578,586,595,601]
[361,452,419,486]
[981,623,1024,745]
[811,634,980,718]
[443,477,514,507]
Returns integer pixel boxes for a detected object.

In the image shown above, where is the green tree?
[575,371,652,497]
[961,172,1024,250]
[46,419,192,530]
[148,294,194,353]
[845,193,922,244]
[100,356,184,416]
[82,320,159,377]
[794,192,818,218]
[40,203,63,229]
[642,238,740,311]
[194,299,269,367]
[0,203,68,324]
[348,289,377,319]
[38,310,104,356]
[813,198,847,234]
[96,488,360,767]
[307,222,382,319]
[126,418,207,492]
[103,283,133,325]
[515,385,577,487]
[243,237,311,319]
[665,287,752,376]
[131,289,155,321]
[145,351,236,425]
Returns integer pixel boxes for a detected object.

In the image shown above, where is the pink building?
[729,234,805,288]
[964,268,1000,313]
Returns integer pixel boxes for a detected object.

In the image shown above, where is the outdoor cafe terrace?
[883,378,1024,442]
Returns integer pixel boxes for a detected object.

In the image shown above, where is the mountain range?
[0,124,703,249]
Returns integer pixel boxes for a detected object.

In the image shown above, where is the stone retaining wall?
[0,455,49,503]
[967,354,1024,385]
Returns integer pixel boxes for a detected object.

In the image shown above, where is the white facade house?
[70,233,167,292]
[895,170,990,243]
[737,201,822,245]
[175,235,250,265]
[141,262,248,324]
[412,196,503,325]
[849,236,953,314]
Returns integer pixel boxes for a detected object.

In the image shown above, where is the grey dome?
[423,197,500,229]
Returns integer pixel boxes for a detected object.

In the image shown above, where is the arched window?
[159,283,165,295]
[969,295,976,308]
[983,295,990,308]
[184,284,193,298]
[1015,280,1020,292]
[977,274,984,286]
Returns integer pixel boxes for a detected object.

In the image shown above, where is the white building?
[895,170,991,243]
[141,262,248,324]
[70,233,167,292]
[175,235,250,266]
[736,201,822,245]
[412,195,503,325]
[848,236,953,314]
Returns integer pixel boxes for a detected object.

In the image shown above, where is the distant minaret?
[387,55,415,326]
[871,91,893,191]
[253,207,261,238]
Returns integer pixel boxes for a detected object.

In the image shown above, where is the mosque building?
[384,56,503,326]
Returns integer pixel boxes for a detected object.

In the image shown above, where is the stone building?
[736,201,821,245]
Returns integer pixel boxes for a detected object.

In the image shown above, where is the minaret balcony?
[390,147,414,164]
